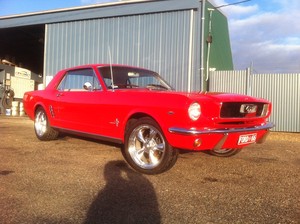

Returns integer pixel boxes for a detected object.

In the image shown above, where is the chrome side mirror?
[83,82,93,91]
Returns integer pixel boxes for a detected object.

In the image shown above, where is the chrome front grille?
[220,102,267,118]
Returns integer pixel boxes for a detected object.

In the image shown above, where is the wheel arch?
[124,112,169,139]
[33,103,53,125]
[123,111,172,143]
[124,112,156,133]
[34,104,44,113]
[34,103,46,115]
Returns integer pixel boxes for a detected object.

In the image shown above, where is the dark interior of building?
[0,25,45,75]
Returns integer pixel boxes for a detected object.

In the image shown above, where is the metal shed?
[0,0,233,92]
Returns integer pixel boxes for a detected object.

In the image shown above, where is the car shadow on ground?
[84,160,161,224]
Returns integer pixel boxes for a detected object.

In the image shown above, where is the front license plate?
[238,133,257,145]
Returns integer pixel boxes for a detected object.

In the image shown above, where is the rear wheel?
[208,148,241,157]
[122,117,178,175]
[34,108,59,141]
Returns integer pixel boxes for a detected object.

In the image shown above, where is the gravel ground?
[0,116,299,224]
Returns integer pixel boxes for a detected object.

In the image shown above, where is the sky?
[0,0,299,74]
[210,0,300,73]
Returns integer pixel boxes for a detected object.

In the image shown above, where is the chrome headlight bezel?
[261,103,270,117]
[188,102,201,121]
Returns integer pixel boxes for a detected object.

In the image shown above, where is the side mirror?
[83,82,93,91]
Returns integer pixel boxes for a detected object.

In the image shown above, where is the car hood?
[112,89,269,104]
[176,91,269,103]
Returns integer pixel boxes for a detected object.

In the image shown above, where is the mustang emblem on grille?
[240,104,257,114]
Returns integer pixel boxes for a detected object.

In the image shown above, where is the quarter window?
[57,68,101,91]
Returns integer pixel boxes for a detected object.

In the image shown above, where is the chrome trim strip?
[49,105,55,118]
[169,122,275,135]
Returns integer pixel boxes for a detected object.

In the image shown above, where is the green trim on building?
[204,2,233,70]
[201,1,233,90]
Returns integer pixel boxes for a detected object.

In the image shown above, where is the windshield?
[98,66,173,90]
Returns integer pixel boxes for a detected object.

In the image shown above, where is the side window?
[57,68,101,91]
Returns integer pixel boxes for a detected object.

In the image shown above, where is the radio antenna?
[108,46,115,91]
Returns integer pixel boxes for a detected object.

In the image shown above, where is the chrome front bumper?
[169,122,275,135]
[169,122,275,150]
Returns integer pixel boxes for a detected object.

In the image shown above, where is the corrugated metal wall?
[208,70,248,95]
[44,10,201,91]
[209,70,300,132]
[252,73,300,132]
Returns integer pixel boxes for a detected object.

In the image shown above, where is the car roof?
[63,64,149,71]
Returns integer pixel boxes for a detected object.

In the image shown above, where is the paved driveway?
[1,116,299,223]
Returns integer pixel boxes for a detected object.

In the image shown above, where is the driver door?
[55,68,103,134]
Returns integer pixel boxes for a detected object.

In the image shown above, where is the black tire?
[34,107,59,141]
[2,89,14,109]
[208,148,241,157]
[122,117,178,175]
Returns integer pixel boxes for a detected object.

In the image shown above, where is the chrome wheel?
[123,117,178,174]
[35,110,47,137]
[34,108,59,141]
[128,124,166,169]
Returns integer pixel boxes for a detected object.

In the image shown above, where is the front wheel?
[208,148,241,157]
[122,117,178,175]
[34,108,59,141]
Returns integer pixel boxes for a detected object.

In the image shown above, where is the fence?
[209,70,300,132]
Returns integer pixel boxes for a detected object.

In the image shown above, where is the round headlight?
[188,102,201,121]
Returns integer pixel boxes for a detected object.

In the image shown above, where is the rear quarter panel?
[23,89,57,125]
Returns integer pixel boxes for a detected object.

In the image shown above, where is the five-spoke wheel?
[34,108,59,141]
[123,117,178,174]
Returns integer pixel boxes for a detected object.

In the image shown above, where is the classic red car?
[23,64,274,174]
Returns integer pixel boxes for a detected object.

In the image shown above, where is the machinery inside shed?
[0,25,44,114]
[0,24,45,74]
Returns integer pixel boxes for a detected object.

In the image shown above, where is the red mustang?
[23,64,274,174]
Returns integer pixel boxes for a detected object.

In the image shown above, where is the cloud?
[230,11,300,43]
[210,0,259,18]
[233,40,300,73]
[222,4,258,17]
[211,0,300,73]
[273,0,300,10]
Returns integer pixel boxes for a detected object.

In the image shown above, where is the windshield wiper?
[146,84,169,90]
